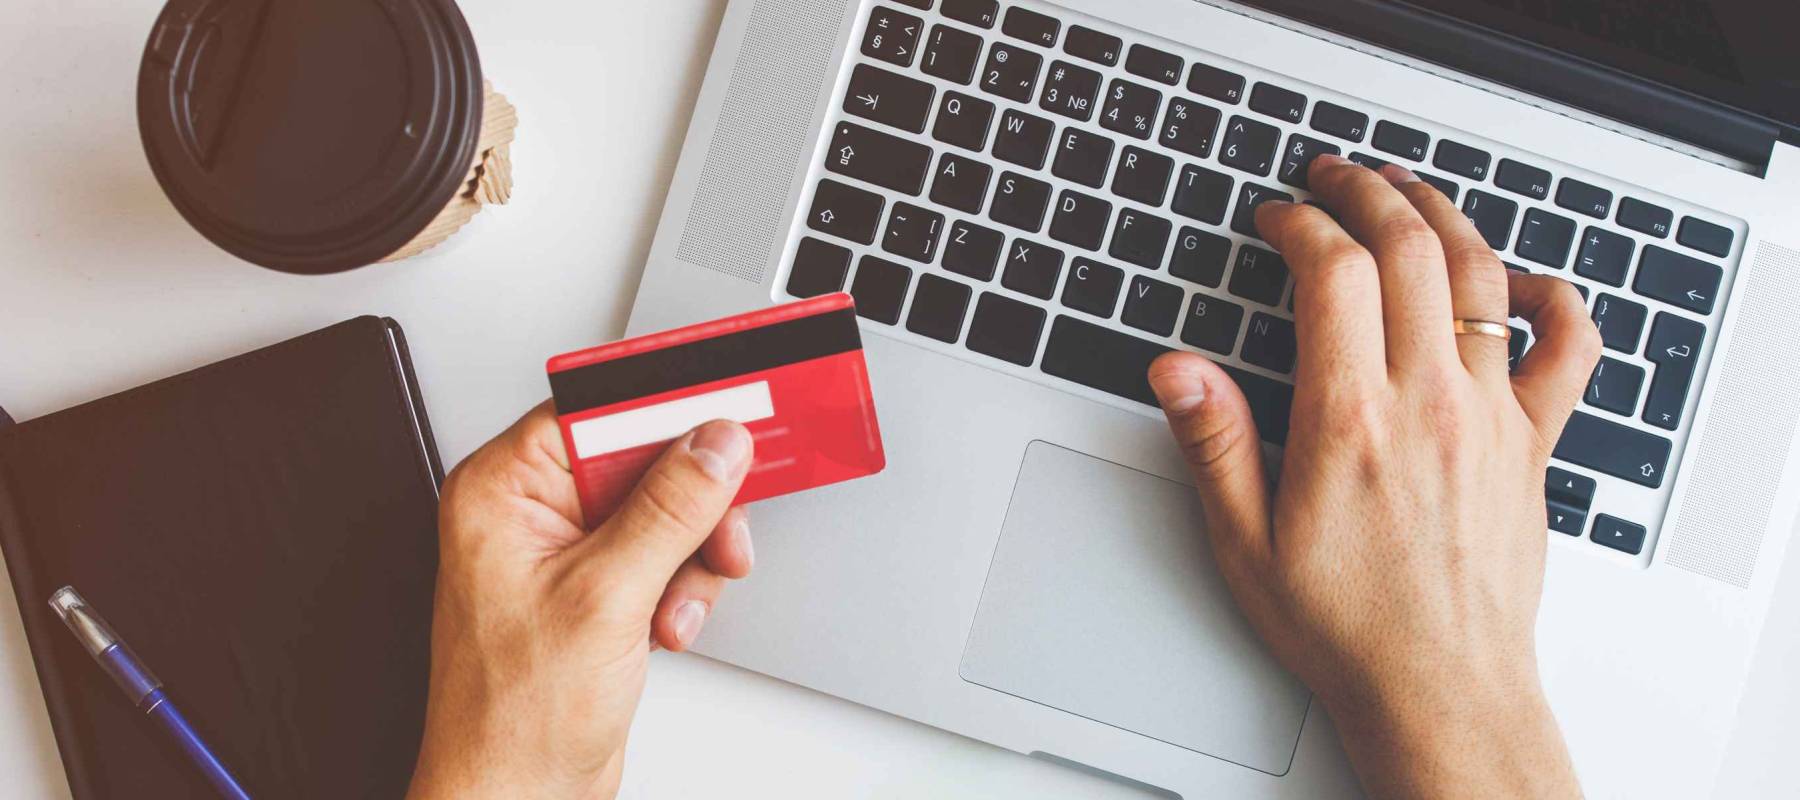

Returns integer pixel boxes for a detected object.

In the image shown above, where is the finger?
[1508,274,1603,449]
[698,507,753,580]
[1384,165,1513,379]
[1307,155,1459,370]
[652,556,726,652]
[570,420,753,610]
[441,401,587,552]
[1254,200,1387,390]
[1147,352,1273,567]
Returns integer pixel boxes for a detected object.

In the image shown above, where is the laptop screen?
[1400,0,1800,133]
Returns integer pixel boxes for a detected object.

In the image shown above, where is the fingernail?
[688,422,752,483]
[1313,153,1348,168]
[1149,369,1207,414]
[673,601,708,648]
[1381,164,1421,184]
[734,516,755,570]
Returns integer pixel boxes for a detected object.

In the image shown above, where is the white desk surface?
[1,1,1795,797]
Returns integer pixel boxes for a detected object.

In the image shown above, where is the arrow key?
[1642,312,1706,431]
[1544,466,1597,536]
[1591,514,1648,556]
[843,64,936,134]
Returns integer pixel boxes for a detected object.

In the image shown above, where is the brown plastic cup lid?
[138,0,484,275]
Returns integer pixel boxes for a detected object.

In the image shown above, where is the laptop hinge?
[1223,0,1783,177]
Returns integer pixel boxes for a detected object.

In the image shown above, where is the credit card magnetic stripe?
[549,307,864,413]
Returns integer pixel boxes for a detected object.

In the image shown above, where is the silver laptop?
[626,1,1800,796]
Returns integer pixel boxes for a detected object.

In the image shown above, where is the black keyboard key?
[1277,133,1341,190]
[1049,189,1112,251]
[1220,115,1281,176]
[1495,158,1552,200]
[1064,25,1121,66]
[966,292,1046,365]
[1553,411,1673,488]
[1591,293,1648,353]
[1432,139,1491,180]
[1371,120,1428,162]
[1042,317,1294,444]
[808,179,886,245]
[1309,101,1368,143]
[922,24,984,85]
[1187,62,1245,104]
[1556,178,1613,219]
[1112,146,1175,206]
[1159,97,1221,159]
[1001,239,1065,299]
[1171,227,1233,287]
[786,237,852,298]
[1507,325,1529,371]
[942,0,998,29]
[981,42,1042,103]
[1347,151,1390,170]
[1123,275,1184,336]
[1591,515,1647,555]
[1125,44,1183,86]
[1039,60,1103,121]
[844,64,935,133]
[850,255,913,324]
[1231,183,1293,239]
[1462,189,1518,250]
[1002,7,1059,47]
[1173,164,1234,225]
[1574,227,1634,287]
[1545,467,1597,536]
[1516,208,1577,268]
[1416,172,1459,203]
[929,151,993,214]
[1242,313,1298,373]
[1052,128,1114,188]
[906,273,973,343]
[943,220,1005,280]
[1100,79,1161,140]
[1181,294,1244,354]
[991,171,1053,232]
[1585,357,1645,416]
[1109,209,1172,269]
[932,91,995,152]
[826,122,933,195]
[1678,217,1734,258]
[862,6,923,68]
[1229,243,1288,305]
[1643,312,1705,431]
[1248,82,1307,124]
[882,202,945,263]
[1617,197,1673,238]
[993,109,1055,169]
[895,0,932,8]
[1062,257,1124,316]
[1635,245,1722,314]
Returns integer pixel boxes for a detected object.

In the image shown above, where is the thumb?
[572,420,753,611]
[1148,352,1274,563]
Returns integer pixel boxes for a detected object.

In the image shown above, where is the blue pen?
[48,587,251,800]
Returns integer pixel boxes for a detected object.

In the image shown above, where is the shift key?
[824,121,934,195]
[1553,411,1673,488]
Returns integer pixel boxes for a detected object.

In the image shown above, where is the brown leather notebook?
[0,317,442,799]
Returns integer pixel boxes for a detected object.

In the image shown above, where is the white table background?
[1,1,1795,797]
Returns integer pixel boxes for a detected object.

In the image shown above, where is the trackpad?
[960,442,1310,775]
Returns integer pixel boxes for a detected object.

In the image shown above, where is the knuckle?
[632,467,709,535]
[1180,414,1253,476]
[1372,216,1442,260]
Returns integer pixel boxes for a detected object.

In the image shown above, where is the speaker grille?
[1666,242,1800,588]
[675,0,846,284]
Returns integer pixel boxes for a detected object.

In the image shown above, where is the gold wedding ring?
[1453,319,1511,341]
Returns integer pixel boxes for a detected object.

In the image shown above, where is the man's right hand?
[1149,154,1597,799]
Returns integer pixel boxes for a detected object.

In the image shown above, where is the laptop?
[626,1,1800,796]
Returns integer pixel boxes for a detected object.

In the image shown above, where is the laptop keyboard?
[777,0,1747,564]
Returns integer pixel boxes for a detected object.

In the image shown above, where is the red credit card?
[547,293,885,527]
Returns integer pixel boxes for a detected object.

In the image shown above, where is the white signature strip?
[570,381,775,459]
